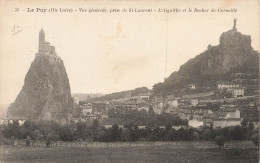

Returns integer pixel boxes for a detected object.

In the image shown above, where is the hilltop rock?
[7,29,73,123]
[155,19,259,93]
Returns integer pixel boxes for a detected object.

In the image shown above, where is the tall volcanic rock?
[155,19,259,92]
[7,29,73,123]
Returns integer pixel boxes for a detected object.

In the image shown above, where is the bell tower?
[39,29,45,52]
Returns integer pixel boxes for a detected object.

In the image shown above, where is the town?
[0,17,259,162]
[67,80,259,131]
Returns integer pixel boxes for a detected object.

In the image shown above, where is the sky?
[0,0,259,105]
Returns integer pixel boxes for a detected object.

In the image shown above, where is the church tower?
[39,29,45,52]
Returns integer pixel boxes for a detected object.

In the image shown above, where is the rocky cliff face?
[8,30,73,124]
[162,21,259,90]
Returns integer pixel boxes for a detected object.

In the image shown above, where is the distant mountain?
[85,87,151,102]
[153,19,259,95]
[72,93,104,101]
[7,29,73,123]
[0,104,10,118]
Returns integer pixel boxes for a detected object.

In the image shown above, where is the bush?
[215,135,225,148]
[121,128,131,141]
[251,134,259,147]
[193,132,200,141]
[201,129,211,141]
[25,136,30,146]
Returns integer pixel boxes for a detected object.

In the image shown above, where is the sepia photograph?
[0,0,259,162]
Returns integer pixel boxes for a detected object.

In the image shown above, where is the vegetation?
[85,87,151,102]
[215,135,225,147]
[0,119,258,144]
[106,110,188,126]
[251,134,259,148]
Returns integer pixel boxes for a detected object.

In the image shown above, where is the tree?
[148,106,154,115]
[92,119,99,133]
[25,136,31,147]
[241,119,248,128]
[201,129,211,141]
[110,124,120,141]
[33,129,40,141]
[251,134,259,148]
[248,121,254,133]
[75,122,87,140]
[165,123,172,132]
[58,126,74,141]
[153,82,164,95]
[193,132,200,141]
[121,128,131,141]
[215,135,225,148]
[46,133,53,147]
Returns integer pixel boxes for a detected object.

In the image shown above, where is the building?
[92,103,107,114]
[213,118,241,129]
[114,101,138,114]
[189,119,203,128]
[38,29,56,55]
[137,101,150,112]
[73,97,79,105]
[36,29,61,62]
[0,116,27,125]
[82,103,92,115]
[178,109,192,120]
[217,81,240,91]
[188,84,196,90]
[191,99,199,106]
[167,98,178,107]
[232,87,244,97]
[224,107,240,119]
[203,105,241,128]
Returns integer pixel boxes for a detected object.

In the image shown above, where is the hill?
[72,93,104,101]
[153,19,259,96]
[85,87,151,102]
[7,30,73,123]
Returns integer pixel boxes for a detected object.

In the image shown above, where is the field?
[0,141,258,163]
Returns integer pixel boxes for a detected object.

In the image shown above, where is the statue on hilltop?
[233,18,237,30]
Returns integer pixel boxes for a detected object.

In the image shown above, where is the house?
[202,112,214,127]
[224,107,240,119]
[191,99,199,106]
[232,87,244,97]
[159,126,165,129]
[138,106,149,112]
[213,118,241,129]
[137,101,150,112]
[84,113,99,120]
[178,109,192,120]
[0,116,27,125]
[92,102,107,114]
[217,81,240,91]
[168,106,179,115]
[154,106,163,115]
[73,97,79,105]
[188,84,196,90]
[172,125,181,130]
[203,105,241,128]
[189,119,203,128]
[82,103,92,115]
[167,98,178,107]
[114,101,138,114]
[104,124,113,129]
[138,125,146,129]
[139,92,151,101]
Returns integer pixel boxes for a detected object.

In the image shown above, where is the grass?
[0,141,258,163]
